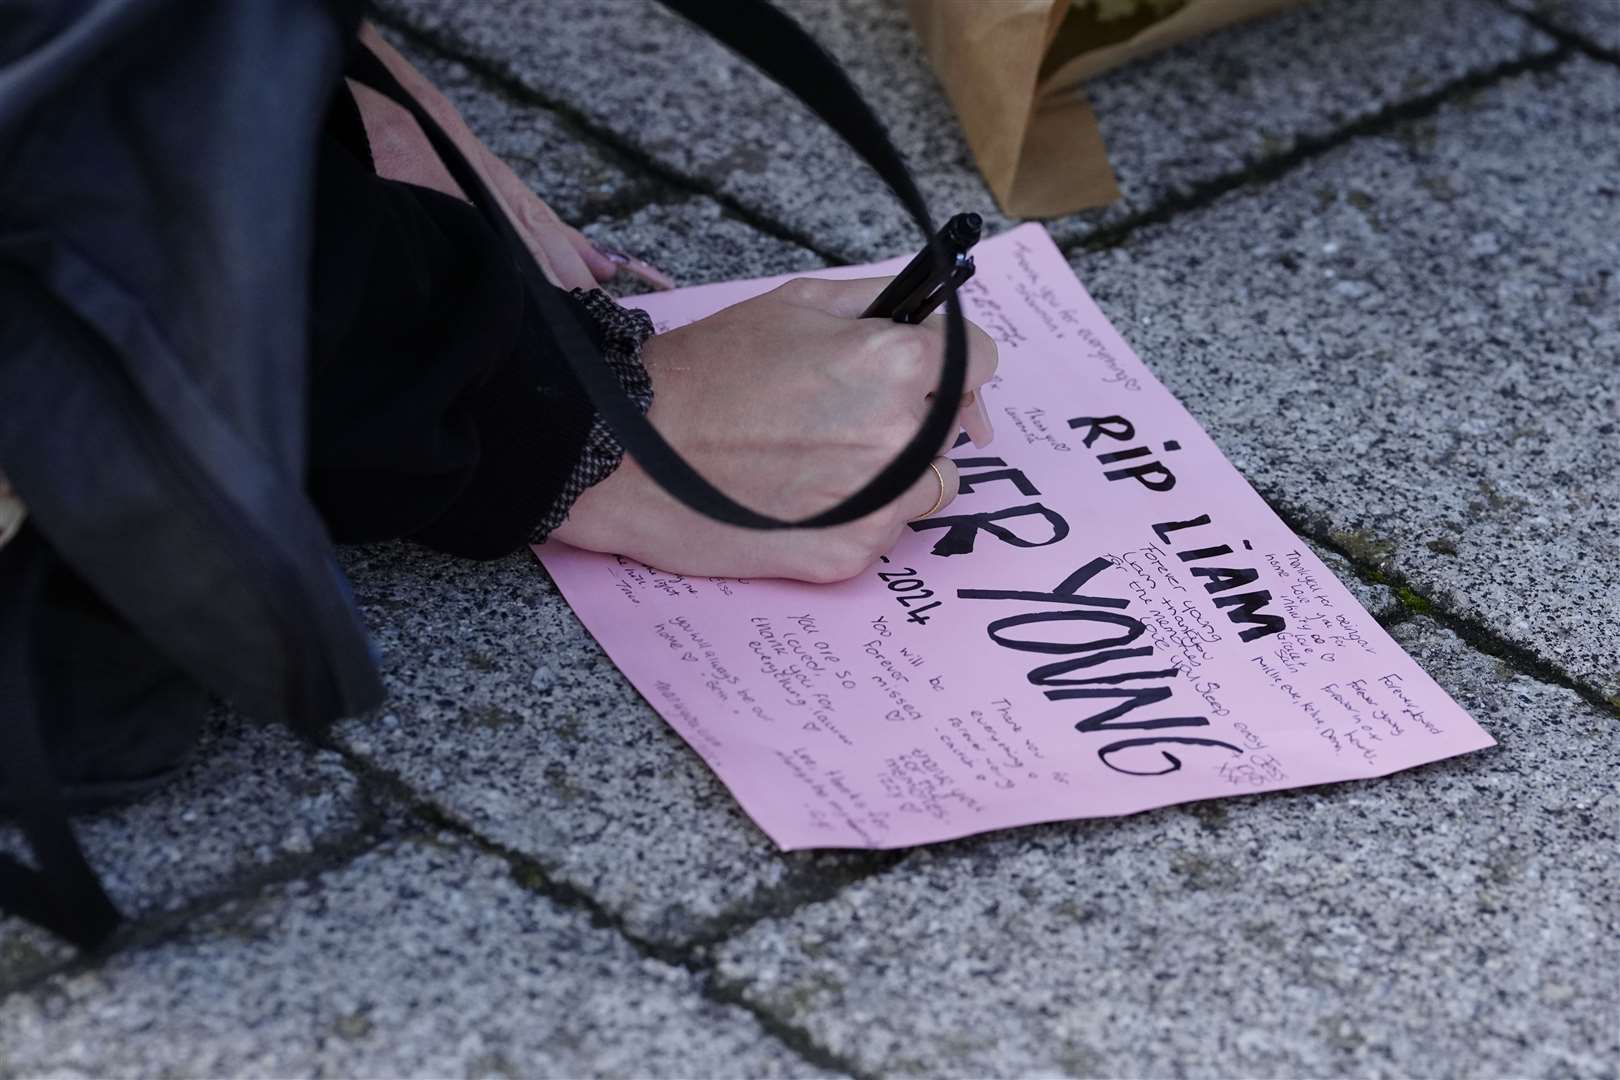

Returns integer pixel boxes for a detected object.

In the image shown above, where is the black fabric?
[305,93,598,558]
[0,0,380,950]
[0,527,124,948]
[0,0,381,733]
[33,561,210,805]
[341,5,970,531]
[0,531,208,816]
[0,0,963,951]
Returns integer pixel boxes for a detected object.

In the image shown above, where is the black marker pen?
[860,212,982,323]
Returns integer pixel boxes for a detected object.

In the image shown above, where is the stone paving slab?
[0,711,369,989]
[1069,55,1620,700]
[392,36,656,224]
[4,4,1611,1076]
[0,836,830,1078]
[375,0,980,261]
[332,463,1377,956]
[1076,0,1554,243]
[714,616,1619,1078]
[1317,548,1400,623]
[582,196,824,293]
[334,542,883,951]
[390,31,827,290]
[378,0,1553,262]
[1504,0,1620,52]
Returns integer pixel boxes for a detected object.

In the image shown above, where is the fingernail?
[970,393,995,447]
[591,244,677,291]
[956,391,992,448]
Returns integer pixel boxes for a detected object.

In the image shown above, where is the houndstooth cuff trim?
[530,288,656,541]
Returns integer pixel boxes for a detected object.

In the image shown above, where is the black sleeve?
[304,87,650,560]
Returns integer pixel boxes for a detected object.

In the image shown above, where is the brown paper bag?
[907,0,1299,217]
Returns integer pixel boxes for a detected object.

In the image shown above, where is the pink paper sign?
[533,224,1493,850]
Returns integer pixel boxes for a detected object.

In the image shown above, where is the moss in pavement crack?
[1392,584,1435,617]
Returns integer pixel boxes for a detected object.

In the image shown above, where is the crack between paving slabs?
[499,146,669,224]
[317,739,879,1080]
[368,10,853,268]
[381,10,1583,273]
[700,971,880,1080]
[367,12,670,226]
[0,779,401,1000]
[12,17,1571,1053]
[1262,494,1620,721]
[347,13,1616,878]
[7,15,1598,1063]
[1023,39,1616,714]
[370,23,1611,715]
[1490,0,1620,67]
[11,556,1591,1054]
[1062,45,1573,259]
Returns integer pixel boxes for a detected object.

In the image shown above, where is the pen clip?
[860,212,983,321]
[900,255,974,324]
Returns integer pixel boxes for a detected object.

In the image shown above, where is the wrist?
[529,290,656,545]
[548,456,657,556]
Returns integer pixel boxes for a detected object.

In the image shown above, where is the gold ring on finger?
[910,460,949,522]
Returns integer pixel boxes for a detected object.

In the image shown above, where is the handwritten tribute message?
[533,224,1493,849]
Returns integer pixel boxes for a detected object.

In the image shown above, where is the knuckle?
[873,424,915,460]
[865,516,900,548]
[803,544,871,584]
[773,278,811,303]
[871,326,931,374]
[776,277,827,306]
[881,420,914,449]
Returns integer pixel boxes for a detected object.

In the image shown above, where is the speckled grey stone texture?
[334,543,883,949]
[381,31,826,291]
[1314,544,1401,622]
[0,712,369,987]
[375,0,1553,260]
[0,836,830,1078]
[1076,0,1556,241]
[375,0,990,261]
[1503,0,1620,52]
[714,617,1618,1078]
[584,197,824,293]
[1072,56,1620,701]
[0,923,73,999]
[8,4,1612,1073]
[381,31,657,223]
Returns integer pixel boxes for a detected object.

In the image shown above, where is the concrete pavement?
[3,1,1615,1075]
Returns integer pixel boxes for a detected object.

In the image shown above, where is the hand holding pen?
[862,212,993,446]
[552,211,997,582]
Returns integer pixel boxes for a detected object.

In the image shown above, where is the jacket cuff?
[529,288,655,541]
